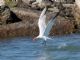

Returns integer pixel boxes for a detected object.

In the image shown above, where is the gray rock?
[22,0,36,4]
[0,5,11,24]
[0,0,5,6]
[32,0,52,9]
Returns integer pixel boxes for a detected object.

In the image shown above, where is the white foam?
[58,43,67,49]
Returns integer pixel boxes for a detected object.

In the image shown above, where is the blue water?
[0,34,80,60]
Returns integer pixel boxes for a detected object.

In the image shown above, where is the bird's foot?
[48,38,52,40]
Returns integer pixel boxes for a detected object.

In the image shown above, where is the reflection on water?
[0,34,80,60]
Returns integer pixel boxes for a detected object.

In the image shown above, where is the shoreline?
[0,7,79,39]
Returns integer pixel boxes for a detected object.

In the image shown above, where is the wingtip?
[44,6,48,11]
[40,6,47,17]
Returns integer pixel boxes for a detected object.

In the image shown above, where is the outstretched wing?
[43,11,60,36]
[38,7,47,36]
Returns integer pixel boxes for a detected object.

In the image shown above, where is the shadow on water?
[0,34,80,60]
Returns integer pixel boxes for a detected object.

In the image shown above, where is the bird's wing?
[38,7,47,36]
[43,11,60,36]
[43,16,56,36]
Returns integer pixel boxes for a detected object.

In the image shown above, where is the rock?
[0,5,11,24]
[75,0,80,9]
[22,0,36,4]
[32,0,52,9]
[75,0,80,24]
[11,8,75,35]
[51,17,75,35]
[0,0,5,6]
[48,7,59,12]
[0,7,77,38]
[73,0,80,31]
[73,4,80,31]
[5,0,18,7]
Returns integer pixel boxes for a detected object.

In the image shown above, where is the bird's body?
[33,7,60,41]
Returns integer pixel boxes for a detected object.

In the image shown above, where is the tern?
[33,7,60,41]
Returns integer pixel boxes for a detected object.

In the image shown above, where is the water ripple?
[0,34,80,60]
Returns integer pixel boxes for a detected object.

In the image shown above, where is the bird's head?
[33,37,36,41]
[33,36,39,41]
[33,37,37,41]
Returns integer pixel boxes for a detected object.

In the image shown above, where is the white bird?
[33,7,59,41]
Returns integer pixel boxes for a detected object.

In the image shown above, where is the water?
[0,34,80,60]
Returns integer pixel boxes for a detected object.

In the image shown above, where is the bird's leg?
[42,40,47,46]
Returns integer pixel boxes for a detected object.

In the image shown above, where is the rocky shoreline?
[0,0,80,39]
[0,7,77,38]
